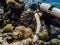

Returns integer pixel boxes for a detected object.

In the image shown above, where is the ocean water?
[47,0,60,3]
[24,0,60,8]
[47,0,60,8]
[24,0,60,3]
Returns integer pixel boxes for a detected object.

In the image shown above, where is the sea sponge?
[15,26,33,39]
[3,24,13,32]
[2,41,9,45]
[10,41,23,45]
[39,30,49,40]
[24,28,32,33]
[21,38,32,45]
[6,0,15,4]
[0,8,4,14]
[15,26,25,33]
[23,32,31,39]
[39,33,44,40]
[50,38,60,45]
[19,0,24,3]
[23,28,33,39]
[12,31,23,40]
[42,30,49,38]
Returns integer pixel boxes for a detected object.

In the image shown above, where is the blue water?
[25,0,60,3]
[25,0,60,8]
[47,0,60,3]
[47,0,60,8]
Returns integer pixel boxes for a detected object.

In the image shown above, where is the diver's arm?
[33,13,42,42]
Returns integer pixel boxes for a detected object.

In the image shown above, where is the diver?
[30,2,60,27]
[29,2,60,42]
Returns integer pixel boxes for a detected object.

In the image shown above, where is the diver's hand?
[37,12,43,17]
[33,35,39,42]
